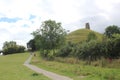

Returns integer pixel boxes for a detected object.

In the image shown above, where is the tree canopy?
[32,20,67,58]
[27,39,36,51]
[104,25,120,38]
[2,41,25,55]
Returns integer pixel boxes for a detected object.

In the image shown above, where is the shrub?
[57,42,75,57]
[75,40,102,61]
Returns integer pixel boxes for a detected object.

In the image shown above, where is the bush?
[57,42,75,57]
[75,40,102,61]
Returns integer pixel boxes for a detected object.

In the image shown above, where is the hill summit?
[66,28,103,43]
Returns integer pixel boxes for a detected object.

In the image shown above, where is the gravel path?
[24,55,73,80]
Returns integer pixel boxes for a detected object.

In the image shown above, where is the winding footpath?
[23,55,73,80]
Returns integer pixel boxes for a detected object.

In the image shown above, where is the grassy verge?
[31,52,120,80]
[0,52,51,80]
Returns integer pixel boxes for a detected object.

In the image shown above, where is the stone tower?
[85,22,90,30]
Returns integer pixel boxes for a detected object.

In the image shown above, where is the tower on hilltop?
[85,22,90,30]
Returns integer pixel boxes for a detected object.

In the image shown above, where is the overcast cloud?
[0,0,120,49]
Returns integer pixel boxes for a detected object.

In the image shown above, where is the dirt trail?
[24,55,73,80]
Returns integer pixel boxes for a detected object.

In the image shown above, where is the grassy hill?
[66,29,103,43]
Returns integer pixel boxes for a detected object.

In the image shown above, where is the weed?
[31,73,39,76]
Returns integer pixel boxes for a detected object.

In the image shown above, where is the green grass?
[0,53,51,80]
[66,29,103,43]
[31,52,120,80]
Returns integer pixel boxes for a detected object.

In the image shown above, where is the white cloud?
[0,0,120,49]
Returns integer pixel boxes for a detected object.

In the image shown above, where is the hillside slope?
[66,29,103,43]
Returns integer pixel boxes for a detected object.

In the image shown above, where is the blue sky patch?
[29,15,36,20]
[0,17,22,23]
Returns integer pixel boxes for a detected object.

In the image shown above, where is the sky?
[0,0,120,49]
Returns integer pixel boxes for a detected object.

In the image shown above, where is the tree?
[27,39,36,51]
[2,41,25,55]
[30,29,41,50]
[111,34,120,58]
[2,41,17,54]
[32,20,66,58]
[104,25,120,38]
[87,32,97,42]
[57,42,75,57]
[17,45,25,53]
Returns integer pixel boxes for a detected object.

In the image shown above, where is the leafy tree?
[32,20,66,58]
[17,45,25,53]
[76,41,101,61]
[27,39,36,51]
[3,41,17,53]
[111,34,120,58]
[87,32,97,42]
[57,42,75,57]
[101,38,120,59]
[2,41,25,55]
[31,29,41,50]
[104,25,120,38]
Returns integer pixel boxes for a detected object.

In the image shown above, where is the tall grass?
[31,52,120,80]
[54,57,120,69]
